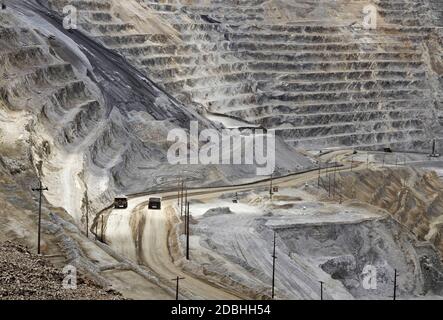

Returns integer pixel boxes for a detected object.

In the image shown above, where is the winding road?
[103,150,364,299]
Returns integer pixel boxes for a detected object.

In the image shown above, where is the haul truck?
[114,196,128,209]
[148,197,162,210]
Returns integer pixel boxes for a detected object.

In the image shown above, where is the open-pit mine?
[0,0,443,301]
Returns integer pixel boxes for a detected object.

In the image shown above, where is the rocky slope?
[180,177,443,300]
[0,241,122,300]
[43,0,443,150]
[0,0,443,300]
[0,0,311,299]
[1,0,312,230]
[329,166,443,257]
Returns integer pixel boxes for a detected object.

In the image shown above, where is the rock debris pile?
[0,241,122,300]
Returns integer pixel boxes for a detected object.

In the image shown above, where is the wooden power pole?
[177,177,180,206]
[186,202,190,260]
[101,215,105,243]
[320,281,324,300]
[32,179,48,255]
[333,157,337,197]
[85,191,89,238]
[269,174,273,200]
[271,231,277,299]
[172,276,185,300]
[180,181,184,217]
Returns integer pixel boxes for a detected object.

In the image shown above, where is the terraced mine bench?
[45,0,443,152]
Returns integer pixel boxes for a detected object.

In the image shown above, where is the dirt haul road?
[104,151,362,299]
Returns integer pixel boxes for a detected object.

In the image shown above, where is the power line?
[31,179,48,255]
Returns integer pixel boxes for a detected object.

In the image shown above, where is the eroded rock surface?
[43,0,443,150]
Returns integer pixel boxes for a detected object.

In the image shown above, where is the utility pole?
[382,154,385,168]
[184,200,188,236]
[183,188,189,259]
[177,177,180,206]
[333,157,337,197]
[319,281,324,300]
[32,179,48,255]
[85,191,89,238]
[269,174,274,200]
[180,180,184,217]
[271,231,277,299]
[172,276,185,300]
[328,173,331,198]
[393,269,398,300]
[317,162,321,188]
[101,215,104,243]
[430,138,441,157]
[186,202,190,260]
[350,156,354,172]
[185,189,188,212]
[366,153,369,169]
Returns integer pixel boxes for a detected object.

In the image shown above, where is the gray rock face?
[0,0,312,225]
[42,0,443,152]
[320,255,357,280]
[277,217,443,298]
[1,0,443,300]
[202,206,233,217]
[195,198,443,299]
